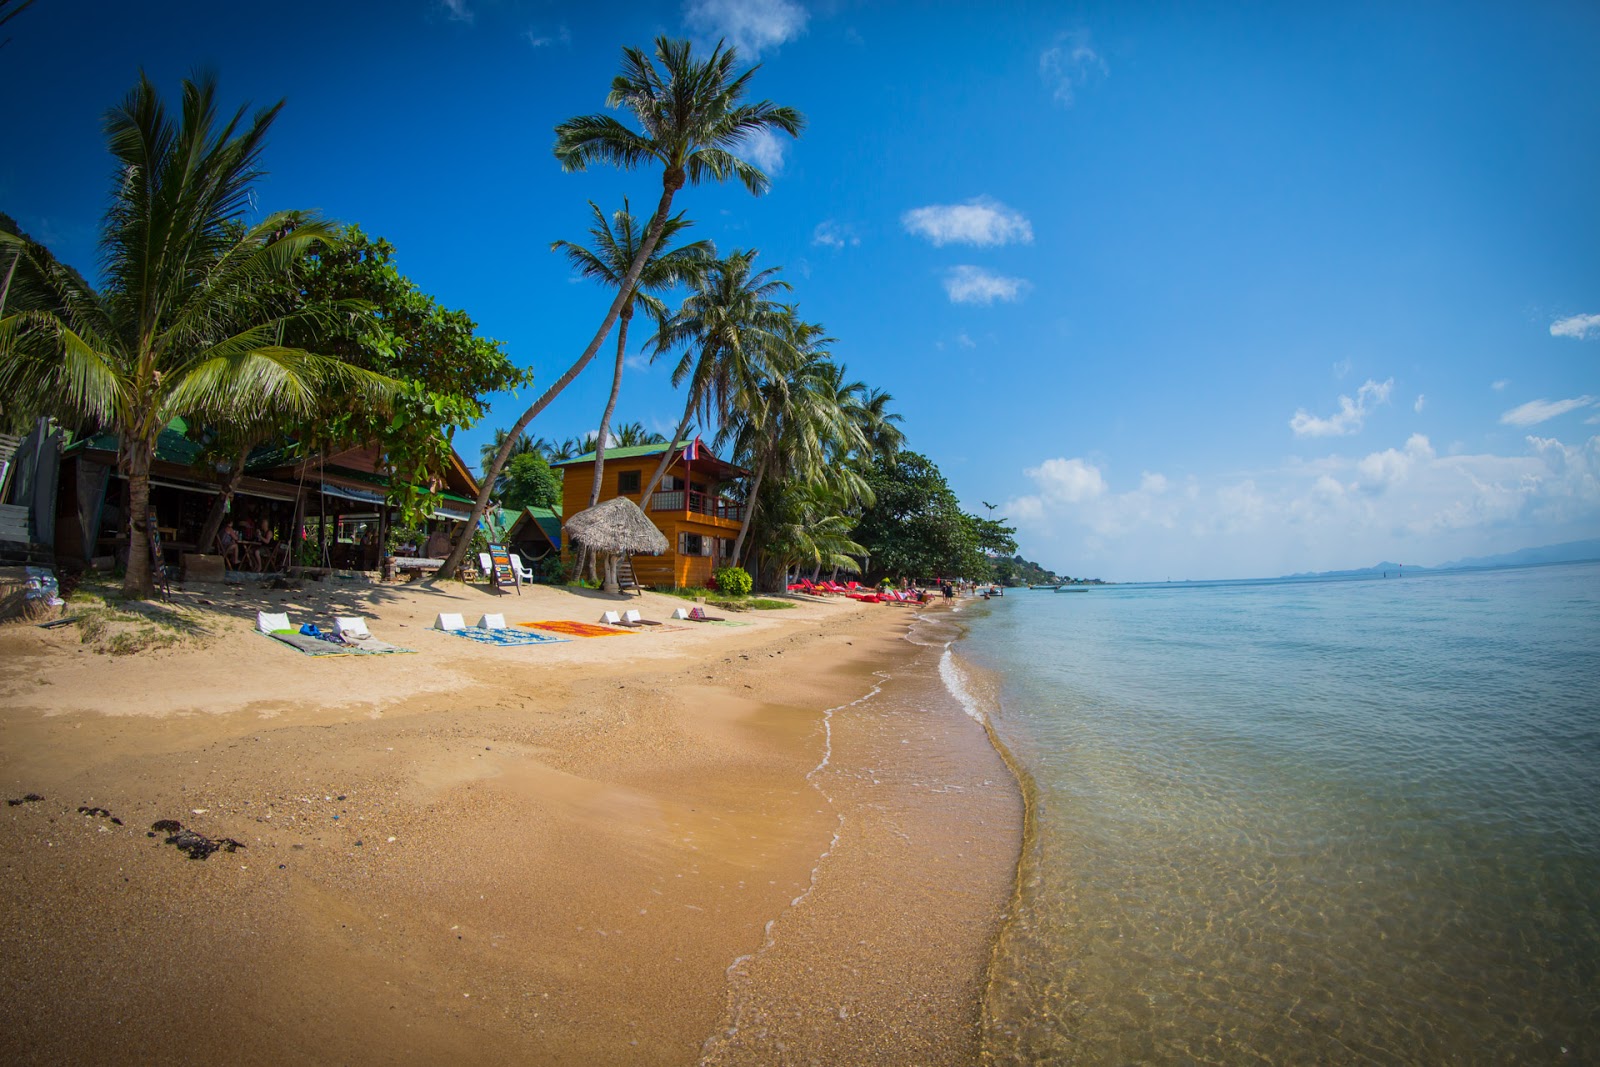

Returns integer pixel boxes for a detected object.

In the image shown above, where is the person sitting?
[259,526,288,572]
[218,521,242,568]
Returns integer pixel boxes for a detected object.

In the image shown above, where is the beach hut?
[563,496,668,595]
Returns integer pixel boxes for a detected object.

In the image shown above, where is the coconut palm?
[552,200,711,507]
[639,250,791,504]
[0,74,389,598]
[613,421,666,447]
[480,428,537,492]
[442,36,803,578]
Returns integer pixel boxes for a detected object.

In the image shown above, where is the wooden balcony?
[648,490,745,526]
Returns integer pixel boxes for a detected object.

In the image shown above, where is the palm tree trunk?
[589,305,632,508]
[640,405,695,504]
[730,450,769,567]
[196,442,253,552]
[438,178,684,580]
[122,448,155,599]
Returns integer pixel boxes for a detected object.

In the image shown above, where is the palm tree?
[552,200,711,507]
[480,428,537,493]
[0,74,388,598]
[440,36,803,579]
[640,250,791,505]
[613,421,666,447]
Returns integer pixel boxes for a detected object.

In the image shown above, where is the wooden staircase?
[618,555,640,593]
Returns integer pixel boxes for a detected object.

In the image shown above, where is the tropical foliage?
[0,74,391,597]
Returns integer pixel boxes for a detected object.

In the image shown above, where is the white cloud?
[1333,358,1352,379]
[1289,378,1394,437]
[1140,472,1169,494]
[1500,395,1597,427]
[943,265,1030,305]
[955,331,976,349]
[739,127,786,175]
[1026,457,1107,503]
[1414,393,1426,413]
[902,197,1033,247]
[1002,432,1600,581]
[441,0,472,23]
[811,220,858,249]
[524,25,570,48]
[1550,313,1600,340]
[683,0,808,58]
[1492,379,1510,391]
[1039,30,1107,107]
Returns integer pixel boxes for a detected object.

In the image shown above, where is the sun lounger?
[687,606,726,622]
[619,609,661,627]
[600,610,623,625]
[332,616,412,654]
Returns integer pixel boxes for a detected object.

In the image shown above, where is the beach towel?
[617,609,663,628]
[255,611,361,656]
[330,617,413,654]
[443,626,568,647]
[518,620,632,638]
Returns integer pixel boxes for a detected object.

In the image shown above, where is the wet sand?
[0,580,1020,1064]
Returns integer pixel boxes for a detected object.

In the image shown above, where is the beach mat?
[519,620,633,638]
[443,626,568,647]
[262,630,362,657]
[339,635,415,654]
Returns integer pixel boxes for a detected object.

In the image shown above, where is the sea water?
[957,562,1600,1063]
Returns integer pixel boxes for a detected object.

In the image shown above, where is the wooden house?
[552,439,747,589]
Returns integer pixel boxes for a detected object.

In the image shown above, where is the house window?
[617,470,641,494]
[719,538,734,559]
[679,532,703,556]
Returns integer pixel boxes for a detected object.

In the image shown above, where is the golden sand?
[0,578,1020,1064]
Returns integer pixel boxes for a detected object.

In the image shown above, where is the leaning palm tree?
[0,74,389,598]
[552,199,711,507]
[439,36,803,579]
[639,250,791,504]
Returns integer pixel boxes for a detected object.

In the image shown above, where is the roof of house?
[552,440,748,480]
[506,504,562,550]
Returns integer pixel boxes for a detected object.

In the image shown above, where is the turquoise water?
[958,562,1600,1064]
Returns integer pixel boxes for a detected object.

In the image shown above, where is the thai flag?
[683,438,699,462]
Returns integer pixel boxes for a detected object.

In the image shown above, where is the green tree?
[851,452,983,582]
[613,420,666,447]
[0,74,389,597]
[442,36,803,578]
[498,451,561,512]
[552,200,711,506]
[294,227,521,525]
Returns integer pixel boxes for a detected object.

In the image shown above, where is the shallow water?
[961,562,1600,1063]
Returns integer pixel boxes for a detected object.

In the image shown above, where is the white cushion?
[671,607,690,619]
[434,612,465,631]
[257,611,291,634]
[623,609,642,624]
[335,616,369,638]
[600,610,622,625]
[478,613,506,630]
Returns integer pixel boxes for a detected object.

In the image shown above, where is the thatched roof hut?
[565,497,666,593]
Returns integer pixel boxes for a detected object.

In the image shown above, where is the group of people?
[218,516,289,573]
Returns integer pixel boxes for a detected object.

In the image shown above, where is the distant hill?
[1285,539,1600,580]
[1433,539,1600,571]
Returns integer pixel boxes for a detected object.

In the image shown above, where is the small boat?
[1055,585,1088,593]
[1029,583,1060,590]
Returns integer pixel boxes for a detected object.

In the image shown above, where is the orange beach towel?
[519,620,633,638]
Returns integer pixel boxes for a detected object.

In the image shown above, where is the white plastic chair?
[511,554,535,583]
[478,552,494,576]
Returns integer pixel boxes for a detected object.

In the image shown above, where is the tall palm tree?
[640,250,791,505]
[0,74,388,598]
[552,199,711,507]
[441,36,803,578]
[613,421,666,447]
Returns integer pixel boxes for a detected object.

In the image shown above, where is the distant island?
[1284,539,1600,580]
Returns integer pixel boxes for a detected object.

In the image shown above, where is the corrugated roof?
[549,441,686,468]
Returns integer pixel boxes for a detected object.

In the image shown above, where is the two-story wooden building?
[553,439,746,589]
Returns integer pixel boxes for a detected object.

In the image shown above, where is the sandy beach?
[0,578,1020,1065]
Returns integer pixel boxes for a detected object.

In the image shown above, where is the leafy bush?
[713,566,753,597]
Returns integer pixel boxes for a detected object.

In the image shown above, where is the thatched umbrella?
[563,496,667,594]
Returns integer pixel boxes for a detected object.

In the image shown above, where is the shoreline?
[0,580,1023,1064]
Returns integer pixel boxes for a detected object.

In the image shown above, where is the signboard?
[487,542,519,596]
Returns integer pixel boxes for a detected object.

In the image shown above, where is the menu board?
[487,542,519,595]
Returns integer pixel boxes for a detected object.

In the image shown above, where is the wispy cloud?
[1414,393,1426,413]
[525,25,570,48]
[683,0,808,58]
[1333,358,1352,379]
[739,127,786,175]
[944,265,1030,305]
[956,331,976,349]
[1500,396,1597,427]
[1550,313,1600,340]
[902,197,1032,247]
[441,0,472,23]
[1492,379,1510,391]
[812,220,858,249]
[1040,30,1107,107]
[1289,378,1394,437]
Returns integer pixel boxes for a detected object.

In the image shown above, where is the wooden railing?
[649,490,745,522]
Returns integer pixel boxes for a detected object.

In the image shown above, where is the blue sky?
[5,1,1598,580]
